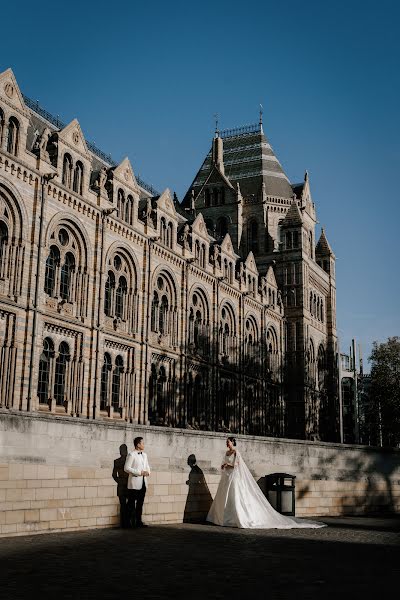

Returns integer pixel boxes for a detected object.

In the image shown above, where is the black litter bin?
[265,473,296,516]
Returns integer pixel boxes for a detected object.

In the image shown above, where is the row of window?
[204,187,225,207]
[310,291,325,322]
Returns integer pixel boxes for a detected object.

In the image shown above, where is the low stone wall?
[1,411,399,537]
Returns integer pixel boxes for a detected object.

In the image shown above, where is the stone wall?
[1,411,399,537]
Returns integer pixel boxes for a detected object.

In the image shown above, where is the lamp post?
[26,172,57,411]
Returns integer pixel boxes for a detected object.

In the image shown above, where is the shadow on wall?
[295,446,400,516]
[112,444,129,528]
[183,454,213,523]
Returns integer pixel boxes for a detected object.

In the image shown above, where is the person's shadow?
[112,444,129,528]
[183,454,213,523]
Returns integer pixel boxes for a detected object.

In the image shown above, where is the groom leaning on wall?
[124,437,151,528]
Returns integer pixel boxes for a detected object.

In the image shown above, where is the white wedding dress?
[207,450,326,529]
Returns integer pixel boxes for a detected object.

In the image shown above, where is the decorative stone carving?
[4,82,14,98]
[72,130,80,145]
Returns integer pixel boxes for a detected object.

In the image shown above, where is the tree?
[368,337,400,447]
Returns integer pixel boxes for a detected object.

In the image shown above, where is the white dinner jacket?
[124,450,151,490]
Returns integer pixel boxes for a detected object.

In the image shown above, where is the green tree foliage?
[369,337,400,447]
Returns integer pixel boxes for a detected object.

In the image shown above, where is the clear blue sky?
[2,0,399,369]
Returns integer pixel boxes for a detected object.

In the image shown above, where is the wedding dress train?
[207,450,326,529]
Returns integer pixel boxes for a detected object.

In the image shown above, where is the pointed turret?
[281,199,303,227]
[316,228,334,257]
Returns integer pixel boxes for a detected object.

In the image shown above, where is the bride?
[207,437,326,529]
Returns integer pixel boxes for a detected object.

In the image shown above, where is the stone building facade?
[0,68,339,441]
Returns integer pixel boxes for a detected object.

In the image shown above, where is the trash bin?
[265,473,296,516]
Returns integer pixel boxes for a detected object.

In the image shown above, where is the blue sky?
[1,0,399,368]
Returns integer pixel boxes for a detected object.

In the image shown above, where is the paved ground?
[1,517,399,599]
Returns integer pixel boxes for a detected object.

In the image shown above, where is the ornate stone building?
[0,68,340,441]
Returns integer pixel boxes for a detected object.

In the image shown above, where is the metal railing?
[220,123,261,139]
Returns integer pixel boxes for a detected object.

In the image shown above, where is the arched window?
[201,244,206,268]
[321,299,324,322]
[204,189,210,207]
[194,239,200,264]
[160,217,167,245]
[37,338,54,404]
[126,195,134,225]
[117,189,125,221]
[293,231,299,248]
[286,231,292,250]
[150,272,177,346]
[151,291,159,331]
[217,217,228,238]
[112,355,124,410]
[103,251,136,330]
[248,220,259,254]
[73,161,84,195]
[317,345,326,390]
[213,187,219,206]
[100,353,112,411]
[62,154,73,189]
[219,304,236,362]
[0,221,8,273]
[266,327,279,373]
[44,246,60,297]
[7,117,19,156]
[167,222,173,248]
[104,271,115,316]
[60,252,75,301]
[54,341,70,405]
[115,276,127,319]
[220,188,225,205]
[188,290,210,357]
[159,295,169,334]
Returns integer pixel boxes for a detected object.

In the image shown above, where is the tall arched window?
[188,290,210,356]
[219,304,236,363]
[7,117,19,156]
[62,154,73,189]
[100,353,112,411]
[117,189,125,221]
[0,221,8,273]
[44,246,60,297]
[73,161,84,195]
[60,252,75,301]
[112,355,124,410]
[37,337,54,404]
[43,223,88,318]
[125,195,133,225]
[217,217,228,238]
[104,271,115,316]
[115,276,127,319]
[160,217,167,245]
[54,341,70,405]
[167,222,173,248]
[103,251,137,332]
[150,272,178,346]
[159,295,169,334]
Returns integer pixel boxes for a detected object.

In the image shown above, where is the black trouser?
[126,480,146,526]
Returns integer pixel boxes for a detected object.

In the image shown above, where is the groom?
[124,436,151,528]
